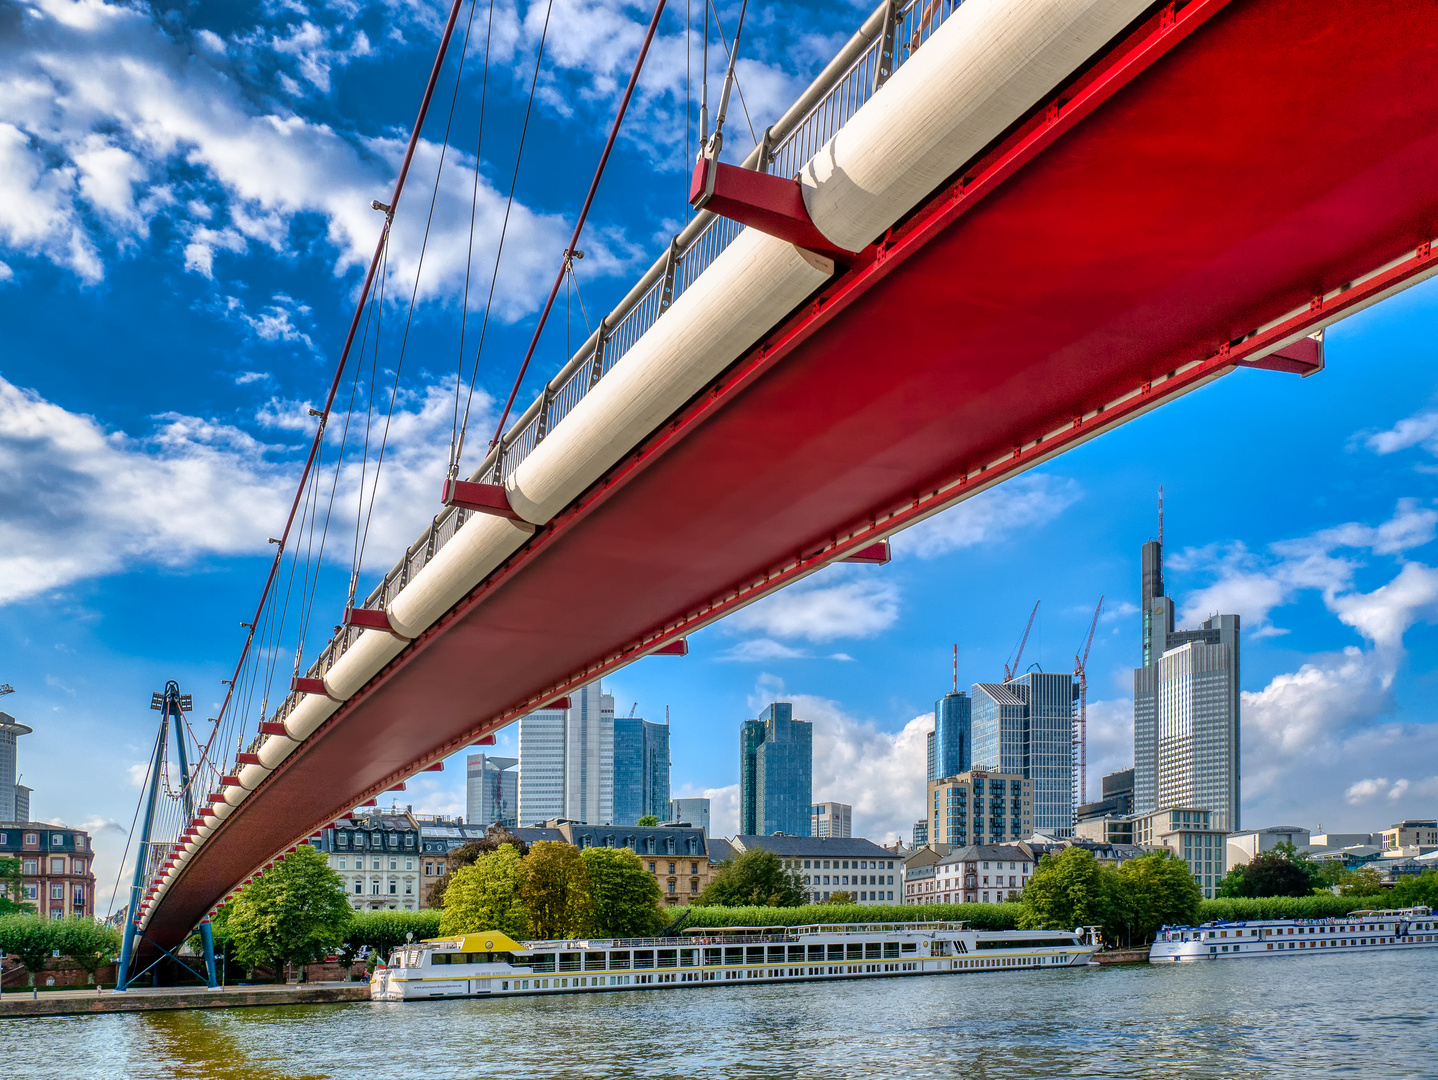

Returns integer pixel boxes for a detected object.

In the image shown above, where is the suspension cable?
[211,0,470,740]
[485,0,672,456]
[449,0,557,477]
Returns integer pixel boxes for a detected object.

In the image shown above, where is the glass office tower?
[740,703,813,836]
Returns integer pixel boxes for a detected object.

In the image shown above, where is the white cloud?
[672,782,740,840]
[1364,410,1438,456]
[715,638,855,662]
[1344,777,1392,805]
[0,373,494,606]
[893,473,1081,559]
[725,570,898,643]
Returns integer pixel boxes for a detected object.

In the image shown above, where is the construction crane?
[0,684,12,697]
[628,702,639,717]
[1003,601,1040,683]
[1073,596,1104,806]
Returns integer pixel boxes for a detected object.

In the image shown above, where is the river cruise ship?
[1149,906,1438,962]
[371,922,1099,1001]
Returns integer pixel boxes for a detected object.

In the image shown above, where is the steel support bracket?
[649,638,689,656]
[658,236,681,315]
[344,607,409,640]
[872,0,899,93]
[1235,330,1324,377]
[688,155,854,259]
[839,539,891,564]
[441,478,524,520]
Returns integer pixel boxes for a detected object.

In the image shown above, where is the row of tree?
[440,841,669,939]
[1018,847,1202,947]
[0,915,121,985]
[1217,843,1437,902]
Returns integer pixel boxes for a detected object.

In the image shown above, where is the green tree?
[826,891,854,905]
[637,815,660,827]
[0,858,33,915]
[52,918,121,985]
[1390,869,1438,908]
[440,844,530,938]
[0,914,55,986]
[1216,866,1248,898]
[1337,865,1386,896]
[425,827,530,907]
[521,842,593,940]
[340,910,443,970]
[582,847,667,937]
[1115,851,1202,945]
[1231,852,1315,898]
[696,848,806,907]
[225,846,353,979]
[1018,848,1120,937]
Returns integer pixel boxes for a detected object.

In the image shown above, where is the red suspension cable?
[488,0,670,451]
[211,0,470,746]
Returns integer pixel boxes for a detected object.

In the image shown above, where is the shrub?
[667,902,1022,933]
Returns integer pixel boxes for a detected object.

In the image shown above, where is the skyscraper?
[1134,532,1241,831]
[466,754,518,829]
[613,715,670,825]
[811,801,852,838]
[972,671,1075,837]
[927,691,971,782]
[740,703,812,836]
[517,681,617,826]
[0,713,33,822]
[668,797,711,835]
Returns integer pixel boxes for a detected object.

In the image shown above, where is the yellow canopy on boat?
[423,932,527,954]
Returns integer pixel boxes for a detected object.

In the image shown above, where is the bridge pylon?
[115,681,217,991]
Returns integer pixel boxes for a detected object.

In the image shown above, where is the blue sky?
[3,0,1437,910]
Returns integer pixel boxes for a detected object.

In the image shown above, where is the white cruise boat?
[371,922,1099,1001]
[1149,906,1438,962]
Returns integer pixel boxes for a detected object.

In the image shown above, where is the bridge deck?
[149,0,1438,946]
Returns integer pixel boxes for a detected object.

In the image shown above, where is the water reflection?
[4,951,1435,1080]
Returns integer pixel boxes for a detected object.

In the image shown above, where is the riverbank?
[0,981,369,1018]
[1091,948,1149,964]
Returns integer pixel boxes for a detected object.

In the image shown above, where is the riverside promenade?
[0,981,369,1018]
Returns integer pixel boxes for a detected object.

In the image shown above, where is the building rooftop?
[971,683,1027,706]
[937,844,1033,865]
[730,835,893,859]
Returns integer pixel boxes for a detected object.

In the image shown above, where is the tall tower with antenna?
[927,646,971,782]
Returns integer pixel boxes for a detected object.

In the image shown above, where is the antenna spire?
[1158,484,1164,547]
[952,644,958,694]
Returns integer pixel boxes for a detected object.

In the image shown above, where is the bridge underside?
[148,0,1438,947]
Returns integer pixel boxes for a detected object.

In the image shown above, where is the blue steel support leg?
[115,704,171,991]
[199,919,218,988]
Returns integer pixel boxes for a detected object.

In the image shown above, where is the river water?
[8,950,1436,1079]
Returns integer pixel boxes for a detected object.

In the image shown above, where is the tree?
[1391,869,1438,908]
[1018,848,1120,938]
[637,816,660,827]
[0,858,33,915]
[225,846,354,979]
[1115,851,1201,944]
[425,827,531,907]
[521,842,592,940]
[52,918,121,985]
[1230,852,1316,898]
[0,914,55,986]
[1337,865,1385,897]
[440,844,529,938]
[826,891,854,905]
[340,910,443,970]
[582,847,666,937]
[696,848,806,907]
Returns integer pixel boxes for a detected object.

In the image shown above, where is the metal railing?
[259,0,969,740]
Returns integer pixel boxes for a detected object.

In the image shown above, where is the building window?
[405,883,413,895]
[24,834,37,846]
[50,858,64,874]
[23,859,36,875]
[425,862,433,876]
[668,862,676,874]
[51,834,64,847]
[72,885,84,905]
[73,859,84,874]
[648,862,656,873]
[354,881,363,895]
[76,836,87,850]
[50,884,63,900]
[668,880,676,894]
[405,859,413,871]
[390,859,398,871]
[373,859,381,871]
[389,882,397,895]
[371,882,380,895]
[0,833,6,845]
[338,858,347,870]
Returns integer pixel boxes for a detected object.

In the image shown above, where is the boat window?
[432,953,450,965]
[609,951,630,969]
[827,944,843,961]
[745,947,765,964]
[532,954,556,972]
[585,952,606,971]
[724,947,743,965]
[680,949,697,967]
[807,945,825,961]
[634,950,655,969]
[846,943,863,960]
[657,950,678,968]
[976,937,1076,949]
[865,943,882,960]
[703,948,722,966]
[901,943,917,953]
[884,942,899,958]
[787,945,804,963]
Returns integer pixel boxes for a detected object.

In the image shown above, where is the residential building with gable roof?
[729,835,899,904]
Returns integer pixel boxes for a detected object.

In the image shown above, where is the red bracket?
[423,762,444,772]
[219,775,241,786]
[291,676,329,696]
[1237,333,1324,377]
[441,478,523,520]
[471,734,498,747]
[235,753,262,766]
[650,639,690,656]
[259,722,288,736]
[840,539,891,564]
[344,608,401,635]
[387,783,407,792]
[547,696,572,710]
[689,157,854,259]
